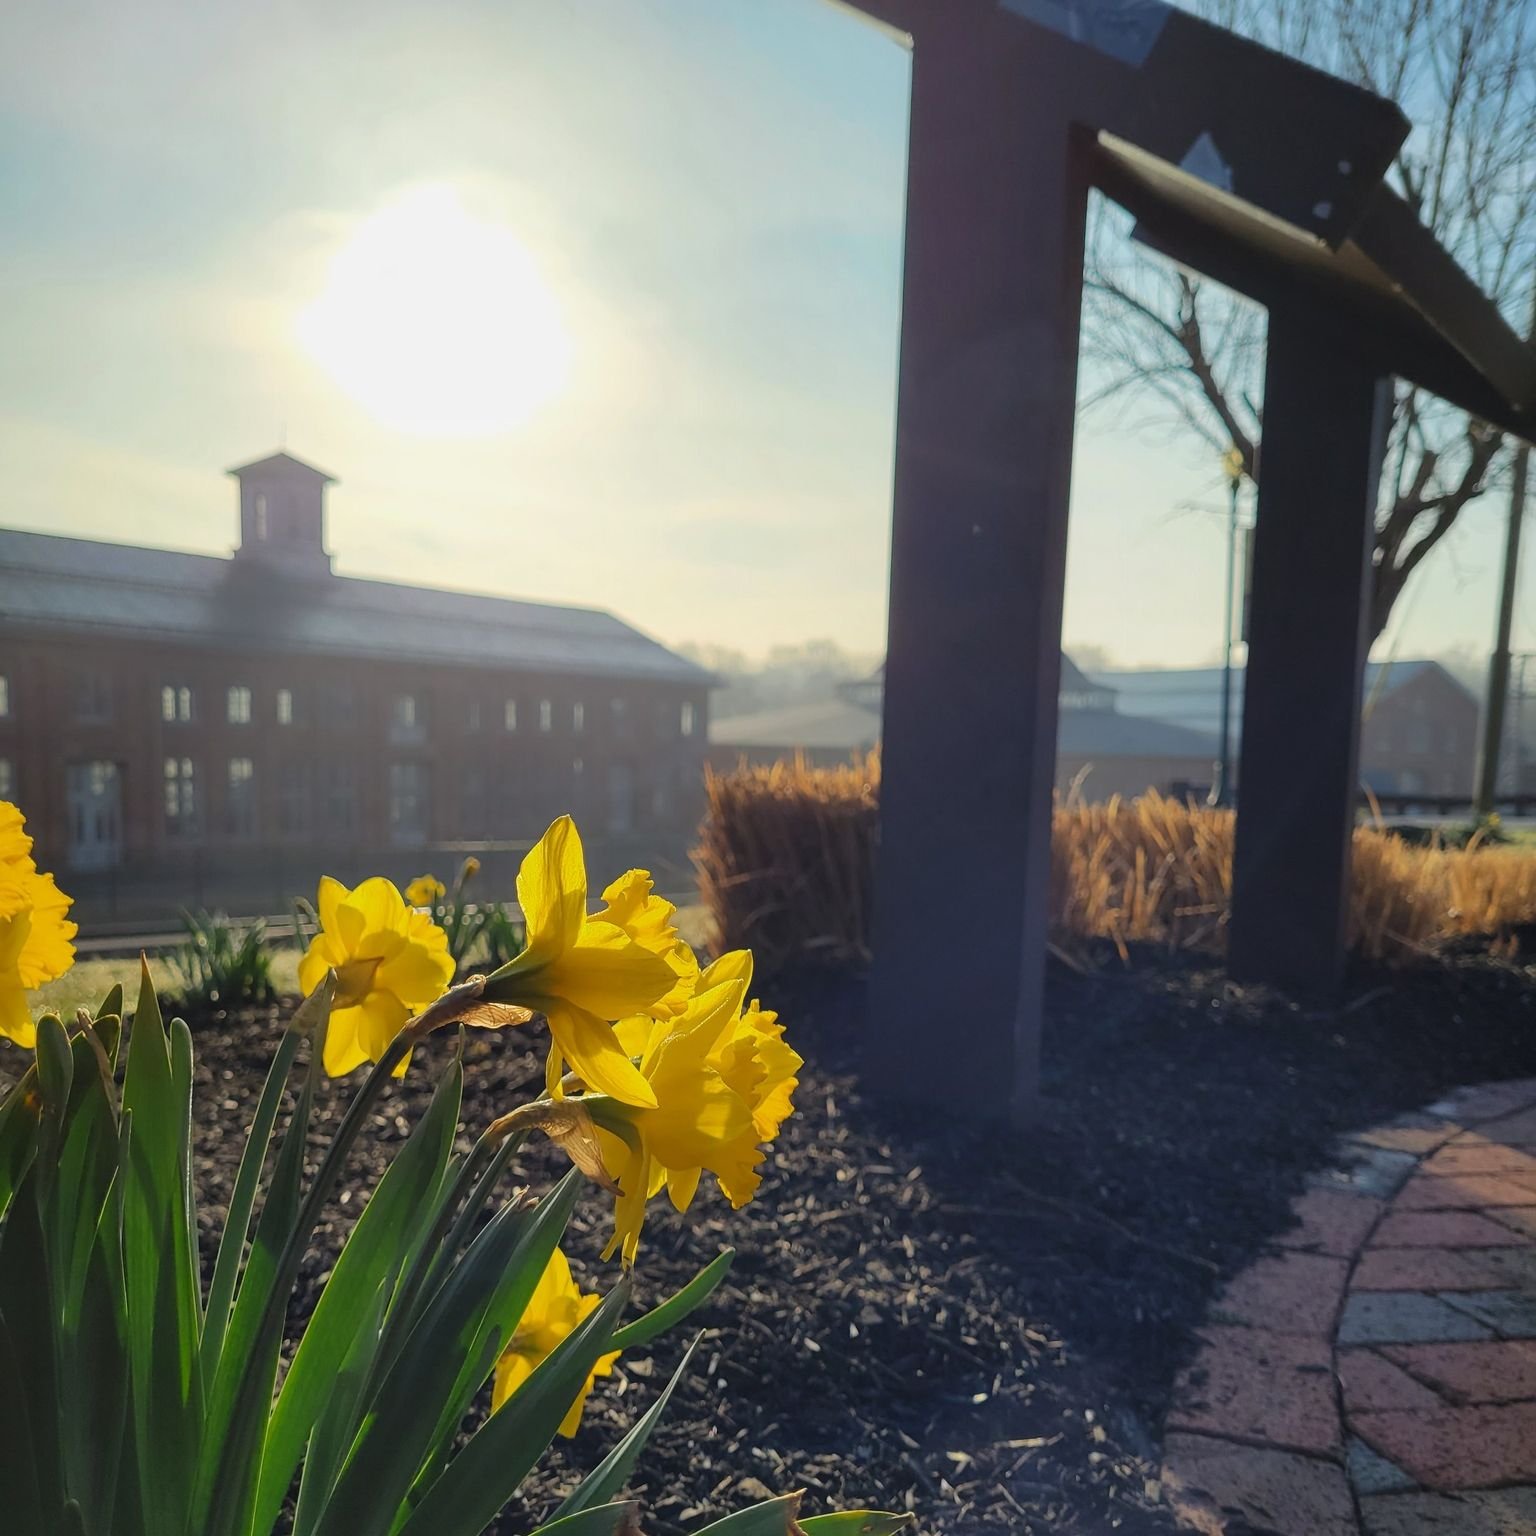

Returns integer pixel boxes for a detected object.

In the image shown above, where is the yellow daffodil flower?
[697,949,801,1144]
[480,818,676,1109]
[492,1247,618,1436]
[595,967,801,1264]
[404,874,446,908]
[593,869,699,1019]
[299,876,453,1076]
[0,802,77,1048]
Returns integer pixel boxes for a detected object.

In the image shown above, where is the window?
[0,675,9,717]
[278,761,311,836]
[226,757,257,837]
[504,699,518,732]
[389,763,430,844]
[461,765,488,837]
[163,757,199,838]
[322,762,356,833]
[680,701,696,738]
[611,697,629,736]
[572,701,585,733]
[276,688,295,726]
[607,762,635,833]
[162,684,194,723]
[391,694,424,742]
[539,698,553,733]
[467,699,482,732]
[74,672,112,723]
[227,685,253,725]
[1408,720,1432,754]
[0,759,12,798]
[254,493,269,541]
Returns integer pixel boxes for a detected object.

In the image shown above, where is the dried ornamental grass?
[698,761,1536,973]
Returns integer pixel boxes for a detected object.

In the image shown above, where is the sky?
[1,0,1530,675]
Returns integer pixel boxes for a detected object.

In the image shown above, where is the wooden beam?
[865,24,1088,1119]
[1229,314,1390,993]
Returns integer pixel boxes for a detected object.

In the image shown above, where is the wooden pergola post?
[864,26,1089,1117]
[1229,314,1392,992]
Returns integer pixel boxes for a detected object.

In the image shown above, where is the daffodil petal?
[539,922,677,1020]
[0,977,36,1049]
[354,990,411,1064]
[700,948,754,993]
[322,1005,370,1077]
[516,816,589,965]
[542,1001,658,1108]
[666,1164,702,1213]
[317,875,347,937]
[375,940,452,1011]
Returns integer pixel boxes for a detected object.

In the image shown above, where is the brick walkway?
[1162,1079,1536,1535]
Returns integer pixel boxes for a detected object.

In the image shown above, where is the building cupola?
[227,451,336,578]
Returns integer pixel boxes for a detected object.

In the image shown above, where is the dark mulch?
[13,944,1536,1534]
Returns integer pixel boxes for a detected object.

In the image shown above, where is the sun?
[298,185,572,438]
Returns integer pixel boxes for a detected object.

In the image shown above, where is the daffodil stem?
[366,1125,529,1397]
[204,1002,415,1536]
[207,978,523,1527]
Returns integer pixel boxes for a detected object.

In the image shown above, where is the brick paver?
[1360,1487,1536,1535]
[1210,1250,1349,1336]
[1352,1402,1536,1488]
[1422,1140,1536,1177]
[1381,1339,1536,1403]
[1162,1079,1536,1534]
[1337,1349,1443,1414]
[1163,1433,1357,1536]
[1277,1188,1387,1258]
[1170,1327,1339,1455]
[1394,1173,1536,1210]
[1371,1209,1521,1248]
[1351,1245,1535,1292]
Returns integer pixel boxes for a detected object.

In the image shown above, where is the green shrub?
[168,909,277,1012]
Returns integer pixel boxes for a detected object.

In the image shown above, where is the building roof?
[1057,709,1217,759]
[1091,660,1475,739]
[226,450,337,483]
[709,699,883,752]
[710,689,1218,760]
[0,527,710,686]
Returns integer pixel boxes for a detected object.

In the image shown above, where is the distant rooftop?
[1091,660,1473,740]
[711,654,1217,759]
[0,524,709,685]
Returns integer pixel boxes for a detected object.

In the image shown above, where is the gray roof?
[1090,660,1472,740]
[0,528,709,686]
[227,450,336,483]
[710,699,882,752]
[710,695,1217,760]
[1057,709,1217,759]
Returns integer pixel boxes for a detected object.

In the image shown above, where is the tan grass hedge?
[694,755,1536,975]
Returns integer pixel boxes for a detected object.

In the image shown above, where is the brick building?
[0,452,710,918]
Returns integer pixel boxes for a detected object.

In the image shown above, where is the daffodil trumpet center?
[332,956,383,1010]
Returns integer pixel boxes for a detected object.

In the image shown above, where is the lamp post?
[1210,448,1244,807]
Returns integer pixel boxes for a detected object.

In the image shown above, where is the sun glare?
[298,186,572,438]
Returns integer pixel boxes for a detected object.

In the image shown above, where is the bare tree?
[1082,0,1536,640]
